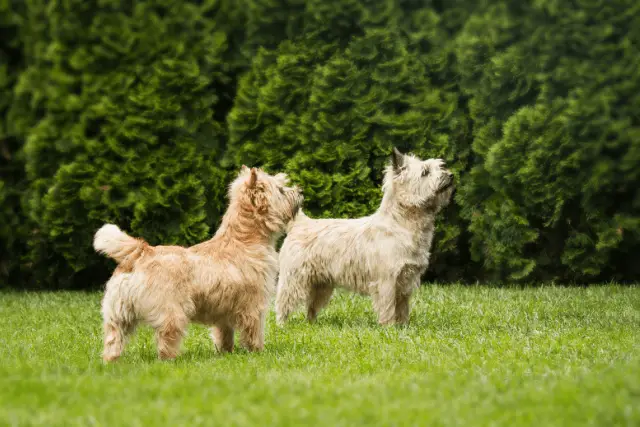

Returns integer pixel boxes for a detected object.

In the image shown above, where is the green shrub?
[13,0,237,288]
[1,0,638,288]
[227,0,476,280]
[455,0,640,282]
[0,0,29,288]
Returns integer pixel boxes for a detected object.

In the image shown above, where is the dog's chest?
[401,259,428,276]
[394,227,433,285]
[400,226,433,262]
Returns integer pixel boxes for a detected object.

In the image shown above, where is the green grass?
[1,285,639,426]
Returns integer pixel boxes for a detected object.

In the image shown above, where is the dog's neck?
[377,191,438,235]
[196,202,276,252]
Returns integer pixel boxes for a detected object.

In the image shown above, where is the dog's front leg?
[373,281,397,326]
[395,276,418,325]
[155,313,188,360]
[395,291,412,325]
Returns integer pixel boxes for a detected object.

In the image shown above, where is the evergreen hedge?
[0,0,638,289]
[454,0,640,282]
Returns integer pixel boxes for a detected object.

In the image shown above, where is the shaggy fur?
[275,148,454,326]
[95,166,303,361]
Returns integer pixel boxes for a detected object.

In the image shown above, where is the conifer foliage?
[226,0,473,280]
[4,0,236,288]
[454,0,640,282]
[0,0,28,285]
[1,0,638,288]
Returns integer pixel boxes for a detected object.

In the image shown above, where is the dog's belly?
[331,276,371,295]
[188,285,238,325]
[322,259,385,295]
[287,215,432,295]
[190,308,225,325]
[327,263,425,295]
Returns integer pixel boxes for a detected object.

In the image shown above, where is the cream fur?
[94,224,145,263]
[96,166,303,361]
[275,148,454,326]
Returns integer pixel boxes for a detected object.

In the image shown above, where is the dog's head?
[383,147,455,212]
[229,165,304,234]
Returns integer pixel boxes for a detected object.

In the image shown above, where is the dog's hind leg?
[275,273,311,326]
[102,319,136,362]
[211,323,234,353]
[307,285,334,323]
[101,277,137,362]
[154,310,188,360]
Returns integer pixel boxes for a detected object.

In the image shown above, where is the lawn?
[1,285,639,426]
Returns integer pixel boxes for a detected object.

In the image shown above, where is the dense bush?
[0,0,638,288]
[3,0,239,288]
[454,0,640,282]
[0,0,29,286]
[226,0,476,281]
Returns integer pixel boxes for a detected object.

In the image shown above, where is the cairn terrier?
[94,166,303,361]
[275,147,454,326]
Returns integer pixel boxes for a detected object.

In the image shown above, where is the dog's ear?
[247,167,258,188]
[392,147,405,172]
[241,164,249,173]
[251,191,269,214]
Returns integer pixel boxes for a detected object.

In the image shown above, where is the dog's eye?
[422,168,429,177]
[279,187,286,194]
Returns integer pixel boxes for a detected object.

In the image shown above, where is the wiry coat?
[95,167,302,361]
[275,148,454,325]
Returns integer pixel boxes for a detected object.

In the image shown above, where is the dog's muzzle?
[437,172,455,193]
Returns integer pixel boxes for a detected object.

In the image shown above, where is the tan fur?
[95,166,303,362]
[275,148,454,326]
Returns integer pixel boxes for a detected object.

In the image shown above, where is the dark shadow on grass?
[131,343,280,364]
[313,313,387,329]
[319,310,453,331]
[129,348,231,364]
[281,308,436,330]
[424,281,640,289]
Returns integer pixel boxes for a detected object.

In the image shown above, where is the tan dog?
[275,148,454,326]
[94,166,303,361]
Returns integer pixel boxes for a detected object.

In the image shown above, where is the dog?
[275,147,454,326]
[94,166,303,361]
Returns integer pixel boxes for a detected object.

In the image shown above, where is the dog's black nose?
[448,172,454,178]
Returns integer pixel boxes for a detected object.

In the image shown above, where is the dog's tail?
[93,224,148,264]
